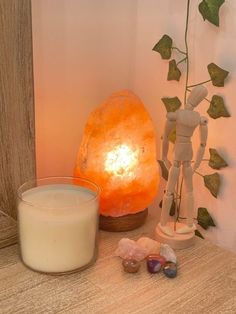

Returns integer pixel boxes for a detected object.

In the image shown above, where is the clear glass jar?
[17,176,100,274]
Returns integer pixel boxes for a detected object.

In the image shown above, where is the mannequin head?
[186,85,208,109]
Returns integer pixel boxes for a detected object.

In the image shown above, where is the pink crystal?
[115,238,148,261]
[136,237,160,255]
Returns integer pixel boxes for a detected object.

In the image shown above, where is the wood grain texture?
[0,211,17,248]
[0,206,235,314]
[0,0,35,221]
[99,209,148,232]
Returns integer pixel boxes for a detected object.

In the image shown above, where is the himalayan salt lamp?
[74,90,159,231]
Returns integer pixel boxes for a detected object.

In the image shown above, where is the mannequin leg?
[176,161,196,234]
[159,161,180,237]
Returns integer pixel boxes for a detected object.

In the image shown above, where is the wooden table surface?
[0,207,236,314]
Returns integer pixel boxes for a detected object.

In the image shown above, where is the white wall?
[32,0,236,252]
[32,0,138,177]
[133,0,236,253]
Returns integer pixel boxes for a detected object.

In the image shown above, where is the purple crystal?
[146,258,161,273]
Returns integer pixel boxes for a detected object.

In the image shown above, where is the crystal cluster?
[115,237,178,278]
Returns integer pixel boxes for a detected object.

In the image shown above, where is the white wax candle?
[18,184,98,273]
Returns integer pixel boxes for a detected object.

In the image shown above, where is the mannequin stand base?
[155,222,195,250]
[99,208,148,232]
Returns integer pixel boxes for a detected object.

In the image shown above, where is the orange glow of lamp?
[74,90,159,231]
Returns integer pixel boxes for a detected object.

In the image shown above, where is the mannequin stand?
[155,222,195,249]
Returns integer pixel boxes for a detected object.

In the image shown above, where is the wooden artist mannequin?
[158,85,208,237]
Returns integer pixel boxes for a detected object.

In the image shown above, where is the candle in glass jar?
[18,181,99,274]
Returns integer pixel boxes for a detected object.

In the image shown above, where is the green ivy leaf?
[152,34,173,60]
[167,59,181,81]
[207,95,230,119]
[209,148,228,169]
[207,63,229,87]
[199,0,225,27]
[157,160,169,181]
[168,127,176,144]
[161,97,181,112]
[195,229,205,239]
[203,173,221,198]
[197,207,216,230]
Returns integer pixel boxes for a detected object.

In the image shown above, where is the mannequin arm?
[162,112,176,169]
[192,116,208,172]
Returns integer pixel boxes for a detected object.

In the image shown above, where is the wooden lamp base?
[99,208,148,232]
[155,222,195,250]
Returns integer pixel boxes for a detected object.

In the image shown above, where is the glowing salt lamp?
[74,90,159,231]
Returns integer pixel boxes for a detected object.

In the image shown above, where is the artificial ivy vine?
[154,0,230,238]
